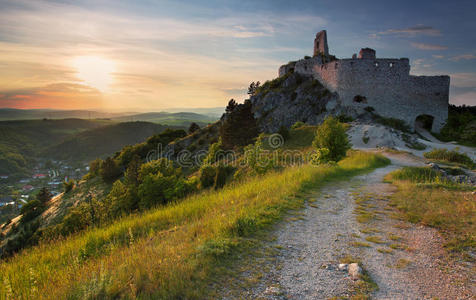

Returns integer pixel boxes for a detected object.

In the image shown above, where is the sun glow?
[73,56,116,91]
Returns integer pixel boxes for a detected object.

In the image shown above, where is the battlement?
[276,30,450,132]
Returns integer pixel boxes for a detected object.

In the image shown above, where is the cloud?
[0,83,102,109]
[450,92,476,106]
[411,42,447,50]
[371,25,441,38]
[450,72,476,88]
[449,54,476,61]
[432,55,444,59]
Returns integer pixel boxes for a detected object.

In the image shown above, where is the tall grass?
[423,148,475,169]
[0,152,389,299]
[387,167,476,257]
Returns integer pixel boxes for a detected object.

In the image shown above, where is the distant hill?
[163,107,224,118]
[43,121,182,162]
[112,112,217,126]
[0,119,110,176]
[0,108,128,121]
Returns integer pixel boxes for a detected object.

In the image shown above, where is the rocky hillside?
[250,72,346,132]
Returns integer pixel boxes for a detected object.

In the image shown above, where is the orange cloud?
[0,83,103,110]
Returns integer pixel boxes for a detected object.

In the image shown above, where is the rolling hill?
[112,112,217,126]
[43,121,182,162]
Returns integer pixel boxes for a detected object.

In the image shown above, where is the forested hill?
[43,121,181,162]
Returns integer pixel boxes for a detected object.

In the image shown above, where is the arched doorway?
[415,114,434,131]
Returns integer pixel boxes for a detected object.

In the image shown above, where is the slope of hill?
[112,112,216,126]
[43,121,182,162]
[0,119,110,176]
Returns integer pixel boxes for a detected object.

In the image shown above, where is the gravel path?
[223,152,475,299]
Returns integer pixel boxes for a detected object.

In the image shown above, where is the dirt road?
[224,153,475,299]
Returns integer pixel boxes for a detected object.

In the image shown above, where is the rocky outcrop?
[250,72,342,133]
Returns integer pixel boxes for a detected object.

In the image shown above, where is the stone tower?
[358,48,376,59]
[313,30,329,56]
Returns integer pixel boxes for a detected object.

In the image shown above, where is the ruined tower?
[313,30,329,56]
[358,48,376,59]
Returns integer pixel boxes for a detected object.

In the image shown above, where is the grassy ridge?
[386,167,475,257]
[0,152,389,299]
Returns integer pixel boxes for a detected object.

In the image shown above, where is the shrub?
[372,114,410,132]
[63,180,75,193]
[291,121,305,130]
[337,114,354,123]
[188,122,200,134]
[89,158,102,175]
[37,187,52,203]
[387,167,442,183]
[138,173,176,209]
[278,126,290,141]
[100,157,122,183]
[20,200,45,224]
[203,138,222,166]
[423,148,475,168]
[199,165,216,189]
[313,116,351,162]
[214,166,228,190]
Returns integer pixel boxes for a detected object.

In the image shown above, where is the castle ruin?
[278,30,450,132]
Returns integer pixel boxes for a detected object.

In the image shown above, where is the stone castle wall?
[278,53,449,132]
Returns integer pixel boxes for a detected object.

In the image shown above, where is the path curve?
[226,152,474,299]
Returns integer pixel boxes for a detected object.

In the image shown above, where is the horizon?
[1,0,475,111]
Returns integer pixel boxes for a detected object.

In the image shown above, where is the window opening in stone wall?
[353,95,367,103]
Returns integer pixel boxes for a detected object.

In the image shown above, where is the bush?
[291,121,305,130]
[372,114,410,132]
[100,157,122,183]
[199,165,216,189]
[387,167,442,183]
[63,180,75,193]
[313,116,351,162]
[278,126,290,141]
[37,187,52,203]
[214,166,231,190]
[423,148,475,168]
[20,200,45,224]
[188,122,200,134]
[138,173,176,209]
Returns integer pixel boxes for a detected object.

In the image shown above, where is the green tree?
[100,157,122,183]
[37,187,52,203]
[138,173,176,209]
[199,165,216,189]
[312,116,351,162]
[220,99,258,149]
[188,122,200,134]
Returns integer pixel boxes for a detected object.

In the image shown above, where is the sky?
[0,0,475,111]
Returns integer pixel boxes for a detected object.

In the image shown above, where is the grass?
[365,236,385,244]
[0,151,389,299]
[394,258,411,269]
[423,148,475,169]
[387,167,475,258]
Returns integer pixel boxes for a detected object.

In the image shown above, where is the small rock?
[348,263,362,279]
[338,263,348,271]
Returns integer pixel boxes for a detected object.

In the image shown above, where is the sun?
[73,56,116,91]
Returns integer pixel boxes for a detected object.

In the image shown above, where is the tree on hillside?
[100,157,122,183]
[225,99,238,114]
[188,122,200,134]
[313,116,351,162]
[247,81,261,96]
[220,99,259,149]
[37,187,52,203]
